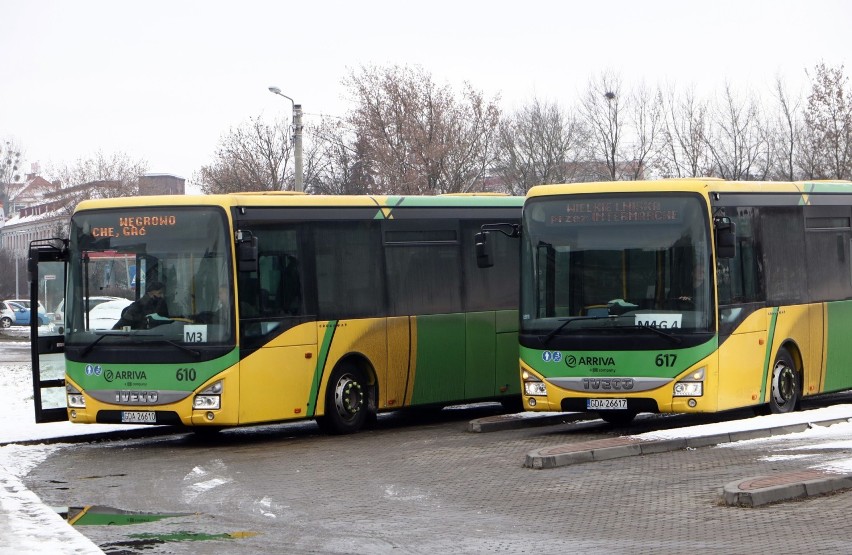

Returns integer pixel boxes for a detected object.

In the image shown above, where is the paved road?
[22,404,852,554]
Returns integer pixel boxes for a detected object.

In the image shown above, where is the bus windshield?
[520,193,712,338]
[65,207,234,349]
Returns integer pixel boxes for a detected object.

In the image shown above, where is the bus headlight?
[193,380,223,410]
[673,382,703,397]
[522,370,548,396]
[525,382,548,396]
[673,367,705,397]
[66,383,86,408]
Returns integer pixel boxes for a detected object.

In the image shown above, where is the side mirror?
[715,217,736,259]
[475,231,493,268]
[237,236,258,273]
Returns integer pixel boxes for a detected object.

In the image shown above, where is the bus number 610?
[176,368,197,382]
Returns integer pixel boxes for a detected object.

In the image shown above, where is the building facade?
[1,173,186,259]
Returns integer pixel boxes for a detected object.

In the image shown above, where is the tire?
[500,395,525,414]
[770,348,800,414]
[191,426,223,437]
[317,363,371,435]
[598,410,637,426]
[0,317,11,329]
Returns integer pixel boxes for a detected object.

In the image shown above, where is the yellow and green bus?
[491,178,852,424]
[29,192,522,433]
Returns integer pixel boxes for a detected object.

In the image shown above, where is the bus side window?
[717,207,764,333]
[282,255,302,315]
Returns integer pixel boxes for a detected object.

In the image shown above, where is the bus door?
[28,239,69,423]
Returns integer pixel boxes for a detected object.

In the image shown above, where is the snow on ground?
[3,330,852,551]
[635,405,852,473]
[0,336,144,554]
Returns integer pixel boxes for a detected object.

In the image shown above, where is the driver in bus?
[195,285,229,324]
[674,259,707,312]
[114,281,169,330]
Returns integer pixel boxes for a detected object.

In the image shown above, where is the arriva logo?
[565,355,615,368]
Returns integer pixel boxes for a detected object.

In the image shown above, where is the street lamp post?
[268,86,303,192]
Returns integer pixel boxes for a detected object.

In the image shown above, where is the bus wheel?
[599,410,637,426]
[770,349,800,414]
[319,364,369,434]
[191,426,223,437]
[500,395,525,414]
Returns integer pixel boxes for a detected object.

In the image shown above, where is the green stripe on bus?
[823,301,852,391]
[759,310,779,403]
[67,348,240,392]
[520,340,717,379]
[410,314,466,404]
[308,322,337,417]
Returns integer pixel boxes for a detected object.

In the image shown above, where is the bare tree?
[496,97,586,194]
[767,76,803,180]
[307,118,376,195]
[47,151,149,215]
[658,86,712,178]
[195,114,352,195]
[705,83,770,180]
[580,72,625,180]
[0,139,23,219]
[801,63,852,180]
[195,117,293,194]
[625,82,665,180]
[344,64,501,194]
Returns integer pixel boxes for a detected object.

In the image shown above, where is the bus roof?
[526,178,852,199]
[73,192,524,214]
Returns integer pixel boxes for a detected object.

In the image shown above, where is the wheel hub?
[334,375,363,419]
[773,362,795,405]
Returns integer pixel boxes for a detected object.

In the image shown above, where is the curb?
[0,426,184,447]
[467,412,596,433]
[524,414,852,506]
[722,470,852,507]
[524,417,852,469]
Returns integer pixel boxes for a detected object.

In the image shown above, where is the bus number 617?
[655,354,677,367]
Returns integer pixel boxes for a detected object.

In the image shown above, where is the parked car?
[87,298,133,330]
[6,299,46,312]
[53,296,126,325]
[1,300,50,328]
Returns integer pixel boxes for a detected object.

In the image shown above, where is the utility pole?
[293,103,303,192]
[268,87,304,192]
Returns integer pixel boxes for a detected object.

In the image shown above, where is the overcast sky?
[2,0,849,188]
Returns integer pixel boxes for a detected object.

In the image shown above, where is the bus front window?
[65,207,234,352]
[520,194,712,339]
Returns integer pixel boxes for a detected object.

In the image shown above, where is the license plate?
[121,411,157,423]
[587,398,627,410]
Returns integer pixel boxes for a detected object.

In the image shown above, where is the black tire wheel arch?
[598,409,637,426]
[317,362,373,435]
[770,347,801,414]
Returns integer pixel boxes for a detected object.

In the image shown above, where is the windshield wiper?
[81,330,131,357]
[539,315,615,345]
[151,338,202,358]
[81,332,202,358]
[620,325,683,345]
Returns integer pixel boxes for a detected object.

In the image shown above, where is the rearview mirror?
[237,235,258,273]
[715,217,736,259]
[475,231,493,268]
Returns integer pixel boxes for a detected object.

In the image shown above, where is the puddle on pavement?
[55,505,258,551]
[59,505,191,526]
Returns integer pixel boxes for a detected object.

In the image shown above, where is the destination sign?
[90,215,178,238]
[549,200,682,225]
